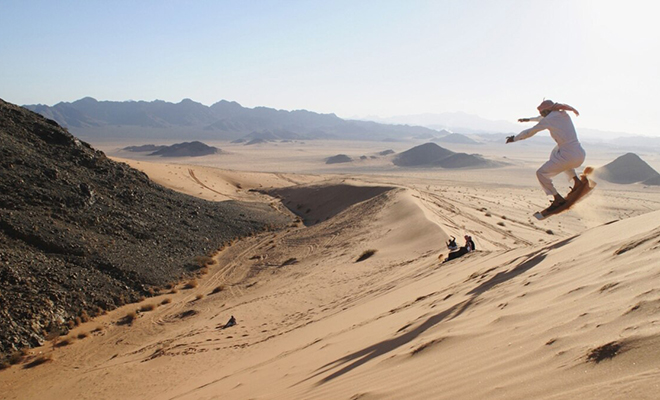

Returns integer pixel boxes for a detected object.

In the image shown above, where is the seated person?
[443,234,476,262]
[446,236,458,251]
[465,235,476,252]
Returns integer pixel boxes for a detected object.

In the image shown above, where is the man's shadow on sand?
[298,236,576,386]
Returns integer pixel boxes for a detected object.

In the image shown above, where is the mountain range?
[24,98,660,148]
[25,98,439,142]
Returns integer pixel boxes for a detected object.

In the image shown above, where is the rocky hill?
[25,98,440,141]
[0,99,291,355]
[148,141,219,157]
[595,153,660,185]
[325,154,353,164]
[393,142,500,168]
[393,143,455,167]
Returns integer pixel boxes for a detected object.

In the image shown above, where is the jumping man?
[506,100,586,213]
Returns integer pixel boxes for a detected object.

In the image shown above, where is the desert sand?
[2,140,660,399]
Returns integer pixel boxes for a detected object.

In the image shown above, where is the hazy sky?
[1,1,659,136]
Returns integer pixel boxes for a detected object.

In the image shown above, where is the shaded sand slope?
[1,179,659,399]
[268,183,395,225]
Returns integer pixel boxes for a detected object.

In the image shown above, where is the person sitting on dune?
[446,236,458,251]
[443,234,476,262]
[465,235,475,252]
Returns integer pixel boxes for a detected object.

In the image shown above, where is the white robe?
[513,111,586,196]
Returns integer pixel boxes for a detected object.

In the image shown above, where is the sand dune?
[2,158,660,400]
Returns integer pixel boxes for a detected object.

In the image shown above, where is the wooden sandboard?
[534,169,596,220]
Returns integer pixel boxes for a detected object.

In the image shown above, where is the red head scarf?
[537,99,579,116]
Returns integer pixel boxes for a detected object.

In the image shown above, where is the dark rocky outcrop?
[595,153,660,185]
[325,154,353,164]
[0,99,291,355]
[149,141,218,157]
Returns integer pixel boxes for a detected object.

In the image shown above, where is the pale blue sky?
[1,0,659,135]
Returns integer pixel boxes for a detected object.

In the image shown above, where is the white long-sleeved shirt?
[513,111,580,146]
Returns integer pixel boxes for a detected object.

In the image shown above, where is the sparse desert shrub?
[497,222,505,227]
[546,229,554,235]
[121,311,137,325]
[485,212,492,217]
[356,249,377,262]
[161,298,172,305]
[92,325,104,333]
[80,311,90,323]
[170,288,179,294]
[501,215,507,220]
[195,294,204,300]
[211,285,225,295]
[139,304,156,312]
[199,267,209,275]
[45,328,61,349]
[194,255,215,267]
[184,279,198,289]
[9,350,26,365]
[77,332,89,340]
[165,283,174,290]
[24,354,52,369]
[587,341,622,363]
[0,361,9,370]
[57,337,74,347]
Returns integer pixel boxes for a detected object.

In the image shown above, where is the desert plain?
[2,138,660,399]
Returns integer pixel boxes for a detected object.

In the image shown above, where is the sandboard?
[534,168,596,220]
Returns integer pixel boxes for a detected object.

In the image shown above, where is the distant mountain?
[393,143,502,169]
[610,135,660,149]
[595,153,660,185]
[245,138,268,146]
[433,133,480,145]
[25,98,440,142]
[366,112,520,134]
[149,141,219,157]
